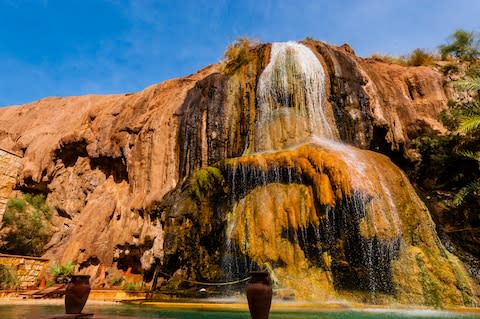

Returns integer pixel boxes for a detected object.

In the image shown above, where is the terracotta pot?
[246,271,272,319]
[38,277,46,289]
[65,275,91,314]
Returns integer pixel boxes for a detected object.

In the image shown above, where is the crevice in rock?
[54,139,89,168]
[91,156,128,183]
[178,73,227,180]
[78,256,101,271]
[17,177,50,196]
[370,125,410,168]
[56,207,72,219]
[407,82,416,100]
[114,241,154,275]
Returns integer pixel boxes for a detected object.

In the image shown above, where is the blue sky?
[0,0,479,107]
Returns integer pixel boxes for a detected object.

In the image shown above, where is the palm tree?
[453,151,480,205]
[453,76,480,205]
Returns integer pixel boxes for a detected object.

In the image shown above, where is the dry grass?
[369,53,407,66]
[370,49,437,67]
[406,49,436,66]
[222,37,260,74]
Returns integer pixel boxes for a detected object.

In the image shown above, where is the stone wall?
[0,148,21,221]
[0,253,49,288]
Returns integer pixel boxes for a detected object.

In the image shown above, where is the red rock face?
[0,65,219,274]
[0,42,466,301]
[306,41,449,157]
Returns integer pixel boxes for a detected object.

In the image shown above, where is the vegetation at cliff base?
[450,75,480,206]
[0,264,19,289]
[51,261,75,283]
[411,29,480,210]
[0,194,55,257]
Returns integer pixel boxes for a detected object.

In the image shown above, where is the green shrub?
[51,261,75,283]
[0,194,54,256]
[450,75,480,205]
[466,64,480,78]
[122,282,144,292]
[439,29,479,61]
[0,264,19,289]
[5,198,26,213]
[109,276,123,287]
[190,167,225,200]
[440,63,460,75]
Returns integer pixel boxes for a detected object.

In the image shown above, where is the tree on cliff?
[0,194,54,256]
[439,29,480,61]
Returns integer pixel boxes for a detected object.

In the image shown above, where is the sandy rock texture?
[0,148,21,220]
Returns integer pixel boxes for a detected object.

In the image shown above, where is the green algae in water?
[0,304,478,319]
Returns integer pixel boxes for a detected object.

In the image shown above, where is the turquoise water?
[0,303,478,319]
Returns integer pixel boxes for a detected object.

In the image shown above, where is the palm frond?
[461,101,480,116]
[454,77,480,91]
[459,115,480,133]
[459,150,480,161]
[453,179,480,206]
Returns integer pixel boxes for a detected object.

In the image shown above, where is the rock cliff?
[0,148,21,220]
[0,65,219,272]
[0,40,477,306]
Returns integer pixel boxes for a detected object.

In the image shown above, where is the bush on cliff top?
[439,29,480,61]
[222,37,259,74]
[370,49,436,67]
[406,49,436,66]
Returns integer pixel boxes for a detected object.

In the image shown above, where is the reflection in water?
[0,303,477,319]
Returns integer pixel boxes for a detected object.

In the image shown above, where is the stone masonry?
[0,147,21,222]
[0,253,49,288]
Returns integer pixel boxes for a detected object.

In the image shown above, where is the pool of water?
[0,303,478,319]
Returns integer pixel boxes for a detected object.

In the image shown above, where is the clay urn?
[246,271,272,319]
[65,275,91,314]
[38,277,46,289]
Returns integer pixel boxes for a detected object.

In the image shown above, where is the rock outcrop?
[0,65,219,274]
[0,40,477,306]
[0,148,21,221]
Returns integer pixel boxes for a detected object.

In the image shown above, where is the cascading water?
[254,42,338,152]
[219,41,479,305]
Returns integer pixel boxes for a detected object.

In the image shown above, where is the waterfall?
[254,42,338,152]
[224,41,397,296]
[219,41,478,305]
